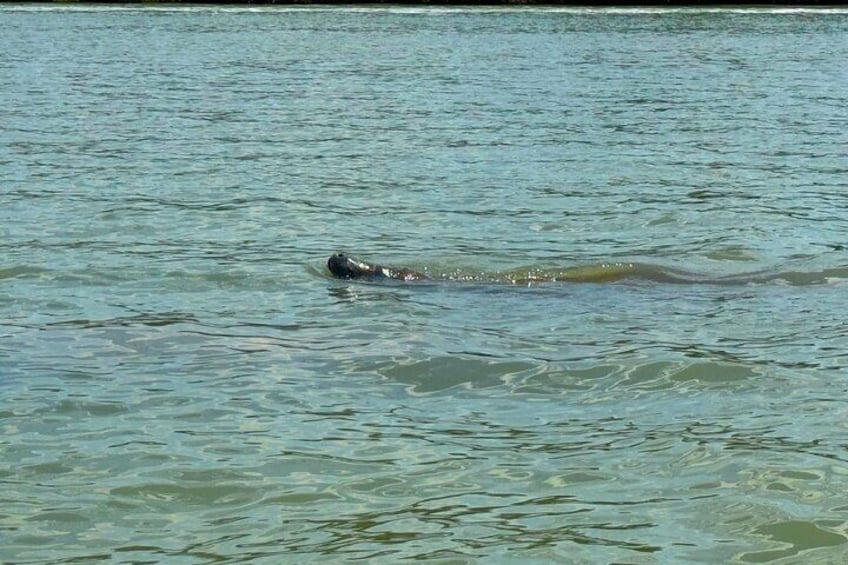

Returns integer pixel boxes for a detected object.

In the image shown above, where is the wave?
[486,263,848,286]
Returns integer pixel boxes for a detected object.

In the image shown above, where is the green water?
[3,5,848,563]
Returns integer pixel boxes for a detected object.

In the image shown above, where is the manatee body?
[327,252,651,284]
[326,252,825,286]
[328,253,643,284]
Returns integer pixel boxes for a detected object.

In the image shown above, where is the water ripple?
[4,6,848,564]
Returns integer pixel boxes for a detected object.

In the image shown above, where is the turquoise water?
[3,4,848,563]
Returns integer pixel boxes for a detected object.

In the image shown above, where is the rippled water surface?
[3,5,848,563]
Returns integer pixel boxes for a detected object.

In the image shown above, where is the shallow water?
[3,4,848,564]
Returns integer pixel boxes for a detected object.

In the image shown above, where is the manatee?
[327,252,847,286]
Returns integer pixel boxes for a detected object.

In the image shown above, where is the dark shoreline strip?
[8,1,844,7]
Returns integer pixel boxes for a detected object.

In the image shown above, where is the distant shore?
[5,0,842,6]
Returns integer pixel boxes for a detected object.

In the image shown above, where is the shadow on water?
[337,353,773,397]
[42,311,200,329]
[739,521,847,563]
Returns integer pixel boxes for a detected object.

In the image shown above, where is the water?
[2,4,848,563]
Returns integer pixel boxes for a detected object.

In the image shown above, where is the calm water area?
[2,4,848,563]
